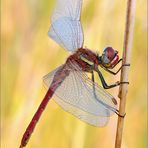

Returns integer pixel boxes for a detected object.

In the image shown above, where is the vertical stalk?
[115,0,136,148]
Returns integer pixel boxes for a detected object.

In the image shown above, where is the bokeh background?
[1,0,147,148]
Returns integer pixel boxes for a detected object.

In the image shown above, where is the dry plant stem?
[115,0,136,148]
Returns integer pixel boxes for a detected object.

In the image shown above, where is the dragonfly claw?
[118,113,126,118]
[122,63,130,67]
[115,110,126,118]
[120,81,129,84]
[115,81,129,85]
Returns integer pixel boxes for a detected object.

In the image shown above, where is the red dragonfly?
[19,0,129,147]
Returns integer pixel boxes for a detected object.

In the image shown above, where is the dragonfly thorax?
[79,54,94,66]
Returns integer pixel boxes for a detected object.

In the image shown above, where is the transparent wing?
[48,0,84,52]
[51,0,83,21]
[43,62,117,127]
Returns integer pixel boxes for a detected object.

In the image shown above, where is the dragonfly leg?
[91,70,95,83]
[103,60,130,75]
[96,68,129,89]
[100,58,122,72]
[91,70,96,92]
[110,58,123,69]
[105,63,130,75]
[115,109,126,118]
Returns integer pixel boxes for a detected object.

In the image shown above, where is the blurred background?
[1,0,147,148]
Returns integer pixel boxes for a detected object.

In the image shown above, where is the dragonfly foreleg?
[102,58,130,75]
[104,63,130,75]
[110,58,123,69]
[96,68,129,89]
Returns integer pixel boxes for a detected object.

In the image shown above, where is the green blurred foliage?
[1,0,147,148]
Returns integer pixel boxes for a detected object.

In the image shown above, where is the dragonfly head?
[101,47,119,68]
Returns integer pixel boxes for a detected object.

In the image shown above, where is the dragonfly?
[19,0,129,147]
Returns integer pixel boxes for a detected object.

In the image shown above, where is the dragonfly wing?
[43,65,64,89]
[51,0,82,21]
[43,62,117,127]
[48,0,84,52]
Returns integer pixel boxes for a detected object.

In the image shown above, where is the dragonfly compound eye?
[101,54,110,64]
[101,47,119,67]
[103,47,116,61]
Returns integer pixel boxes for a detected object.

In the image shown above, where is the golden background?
[1,0,147,148]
